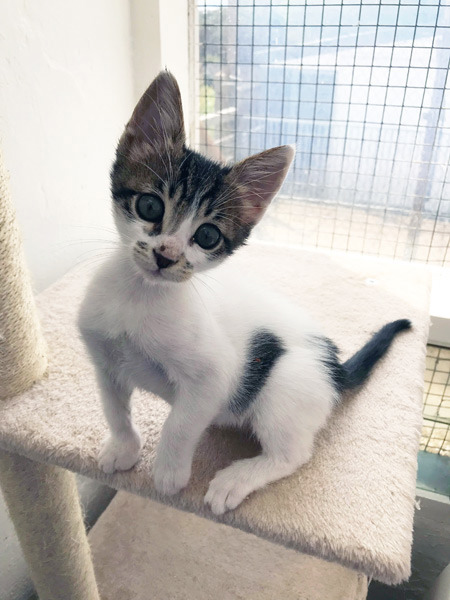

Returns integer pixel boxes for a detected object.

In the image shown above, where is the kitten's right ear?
[123,70,185,153]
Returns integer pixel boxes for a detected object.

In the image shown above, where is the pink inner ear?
[232,145,295,226]
[127,71,185,150]
[241,194,268,224]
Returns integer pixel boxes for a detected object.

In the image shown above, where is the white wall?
[0,2,136,598]
[0,0,135,292]
[130,0,191,138]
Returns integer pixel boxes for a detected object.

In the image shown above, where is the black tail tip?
[391,319,412,332]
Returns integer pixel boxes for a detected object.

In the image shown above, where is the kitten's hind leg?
[204,454,303,516]
[204,348,335,515]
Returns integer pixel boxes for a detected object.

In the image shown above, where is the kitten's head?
[111,71,294,284]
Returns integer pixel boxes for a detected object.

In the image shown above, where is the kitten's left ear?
[226,145,295,226]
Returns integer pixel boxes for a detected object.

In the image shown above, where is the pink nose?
[153,249,177,269]
[158,242,182,259]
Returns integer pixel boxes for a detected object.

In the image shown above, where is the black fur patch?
[314,336,347,394]
[111,187,135,218]
[229,329,286,415]
[147,221,162,236]
[313,319,411,395]
[342,319,411,389]
[173,150,229,216]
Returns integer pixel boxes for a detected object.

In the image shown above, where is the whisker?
[177,150,192,172]
[51,238,121,249]
[192,276,216,297]
[212,166,288,209]
[215,215,243,228]
[67,224,118,234]
[189,279,210,314]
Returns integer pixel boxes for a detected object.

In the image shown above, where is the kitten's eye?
[194,223,221,250]
[135,194,164,222]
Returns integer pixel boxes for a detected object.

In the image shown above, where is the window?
[193,0,450,462]
[195,0,450,266]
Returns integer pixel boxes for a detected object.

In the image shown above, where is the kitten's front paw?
[98,433,141,474]
[153,461,191,496]
[204,467,251,515]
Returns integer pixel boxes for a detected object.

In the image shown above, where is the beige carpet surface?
[0,243,430,584]
[89,491,368,600]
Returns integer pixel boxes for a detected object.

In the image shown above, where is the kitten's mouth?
[133,252,163,279]
[133,252,187,283]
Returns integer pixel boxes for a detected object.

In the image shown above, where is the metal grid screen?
[195,0,450,266]
[421,345,450,456]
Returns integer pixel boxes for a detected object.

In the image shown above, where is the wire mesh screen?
[195,0,450,265]
[421,345,450,456]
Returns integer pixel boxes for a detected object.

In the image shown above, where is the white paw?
[98,433,141,474]
[153,461,191,496]
[204,466,252,515]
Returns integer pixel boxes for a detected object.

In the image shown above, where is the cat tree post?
[0,148,100,600]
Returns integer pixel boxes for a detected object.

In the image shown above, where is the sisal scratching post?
[0,147,100,600]
[0,452,100,600]
[0,147,47,399]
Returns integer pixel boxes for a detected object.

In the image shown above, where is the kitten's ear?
[226,145,295,226]
[125,70,185,152]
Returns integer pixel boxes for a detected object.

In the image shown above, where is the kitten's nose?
[153,249,177,269]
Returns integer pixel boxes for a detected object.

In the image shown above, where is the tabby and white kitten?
[79,71,410,515]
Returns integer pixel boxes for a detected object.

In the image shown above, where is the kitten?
[78,71,411,515]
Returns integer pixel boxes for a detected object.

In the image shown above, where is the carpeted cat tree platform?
[0,146,430,599]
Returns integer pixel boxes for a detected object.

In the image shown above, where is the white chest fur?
[79,251,234,382]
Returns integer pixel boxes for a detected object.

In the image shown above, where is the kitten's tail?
[341,319,412,390]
